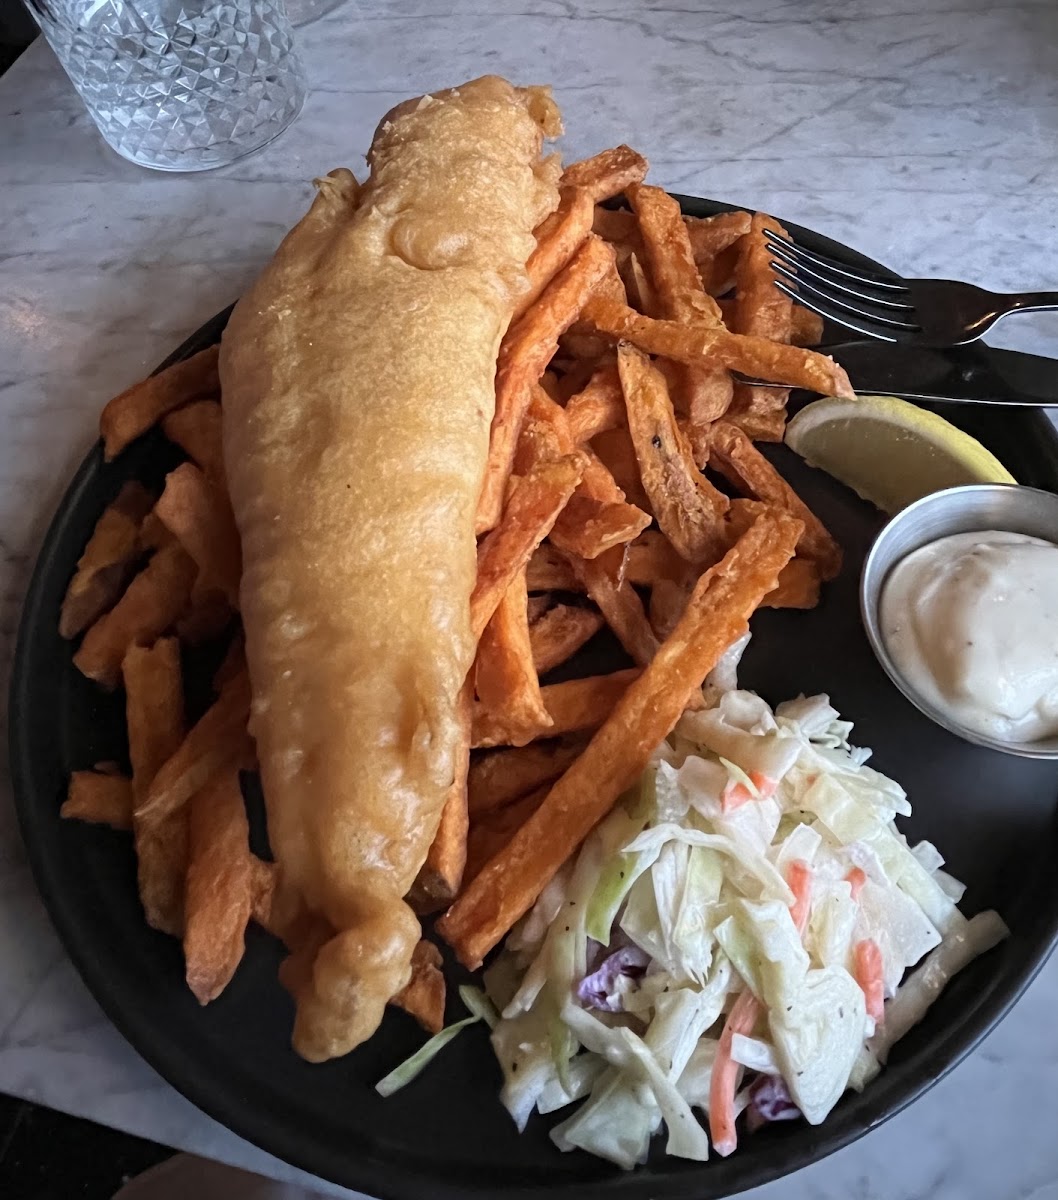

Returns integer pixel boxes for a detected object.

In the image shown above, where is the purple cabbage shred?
[747,1074,802,1131]
[575,945,650,1012]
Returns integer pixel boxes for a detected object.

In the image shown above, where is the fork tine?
[774,281,901,343]
[767,244,915,312]
[730,372,788,389]
[763,229,909,294]
[771,262,920,331]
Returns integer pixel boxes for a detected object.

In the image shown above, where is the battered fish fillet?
[220,76,561,1061]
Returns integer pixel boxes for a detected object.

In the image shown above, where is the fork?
[763,228,1058,348]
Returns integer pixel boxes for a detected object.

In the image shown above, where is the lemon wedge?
[784,394,1016,514]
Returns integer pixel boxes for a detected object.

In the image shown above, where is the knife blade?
[818,340,1058,407]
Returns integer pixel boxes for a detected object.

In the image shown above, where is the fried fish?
[220,76,561,1060]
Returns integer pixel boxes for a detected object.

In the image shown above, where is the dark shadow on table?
[0,1091,174,1199]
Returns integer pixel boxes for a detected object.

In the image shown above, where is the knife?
[815,340,1058,407]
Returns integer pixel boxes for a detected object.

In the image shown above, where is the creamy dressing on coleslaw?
[880,530,1058,743]
[376,678,1009,1167]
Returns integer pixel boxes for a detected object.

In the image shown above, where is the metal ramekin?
[861,483,1058,760]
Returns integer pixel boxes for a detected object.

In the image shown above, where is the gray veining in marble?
[2,1,1057,1197]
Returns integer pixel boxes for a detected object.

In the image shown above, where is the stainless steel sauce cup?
[861,483,1058,760]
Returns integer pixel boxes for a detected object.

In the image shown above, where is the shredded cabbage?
[731,1033,780,1074]
[459,984,499,1029]
[375,1013,482,1098]
[867,910,1009,1064]
[380,683,1008,1171]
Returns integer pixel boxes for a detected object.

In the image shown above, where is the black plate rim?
[10,196,1058,1200]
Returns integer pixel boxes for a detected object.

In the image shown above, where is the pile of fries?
[60,144,847,1046]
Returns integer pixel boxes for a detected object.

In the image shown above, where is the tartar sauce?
[880,530,1058,743]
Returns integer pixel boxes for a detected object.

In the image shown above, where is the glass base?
[283,0,344,25]
[35,0,308,173]
[100,89,305,172]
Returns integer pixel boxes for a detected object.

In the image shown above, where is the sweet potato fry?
[698,242,741,297]
[685,210,753,264]
[73,542,197,689]
[477,236,616,533]
[472,667,641,749]
[565,365,625,443]
[162,399,225,482]
[438,508,804,968]
[513,410,566,476]
[467,738,588,818]
[137,509,172,553]
[763,557,822,609]
[709,421,842,579]
[407,681,472,914]
[619,252,658,318]
[579,452,631,505]
[391,940,446,1034]
[628,184,732,423]
[527,532,682,593]
[527,594,554,623]
[516,384,578,464]
[136,666,253,825]
[530,603,605,674]
[617,343,729,564]
[724,390,789,442]
[475,570,551,744]
[595,207,750,266]
[184,765,254,1004]
[100,344,220,460]
[626,531,687,586]
[682,365,734,430]
[556,341,612,392]
[722,496,771,538]
[555,492,653,560]
[527,543,579,592]
[471,452,587,639]
[592,205,638,245]
[250,857,278,930]
[539,370,563,402]
[732,213,793,342]
[125,639,184,787]
[560,145,648,203]
[464,785,550,888]
[155,462,242,608]
[61,770,134,830]
[590,426,652,514]
[124,638,186,936]
[556,473,651,557]
[582,296,855,399]
[519,386,649,559]
[59,482,154,640]
[727,214,796,437]
[720,500,823,613]
[628,183,723,326]
[649,576,693,641]
[791,305,825,348]
[563,546,658,667]
[679,416,711,470]
[515,187,595,320]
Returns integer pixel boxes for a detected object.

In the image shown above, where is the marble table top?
[2,2,1057,1197]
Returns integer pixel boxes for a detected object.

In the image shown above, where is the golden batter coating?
[221,76,561,1061]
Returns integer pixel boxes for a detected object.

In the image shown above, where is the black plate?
[10,198,1058,1200]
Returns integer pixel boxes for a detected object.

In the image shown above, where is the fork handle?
[1007,292,1058,313]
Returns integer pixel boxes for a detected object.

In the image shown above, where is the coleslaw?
[379,656,1008,1168]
